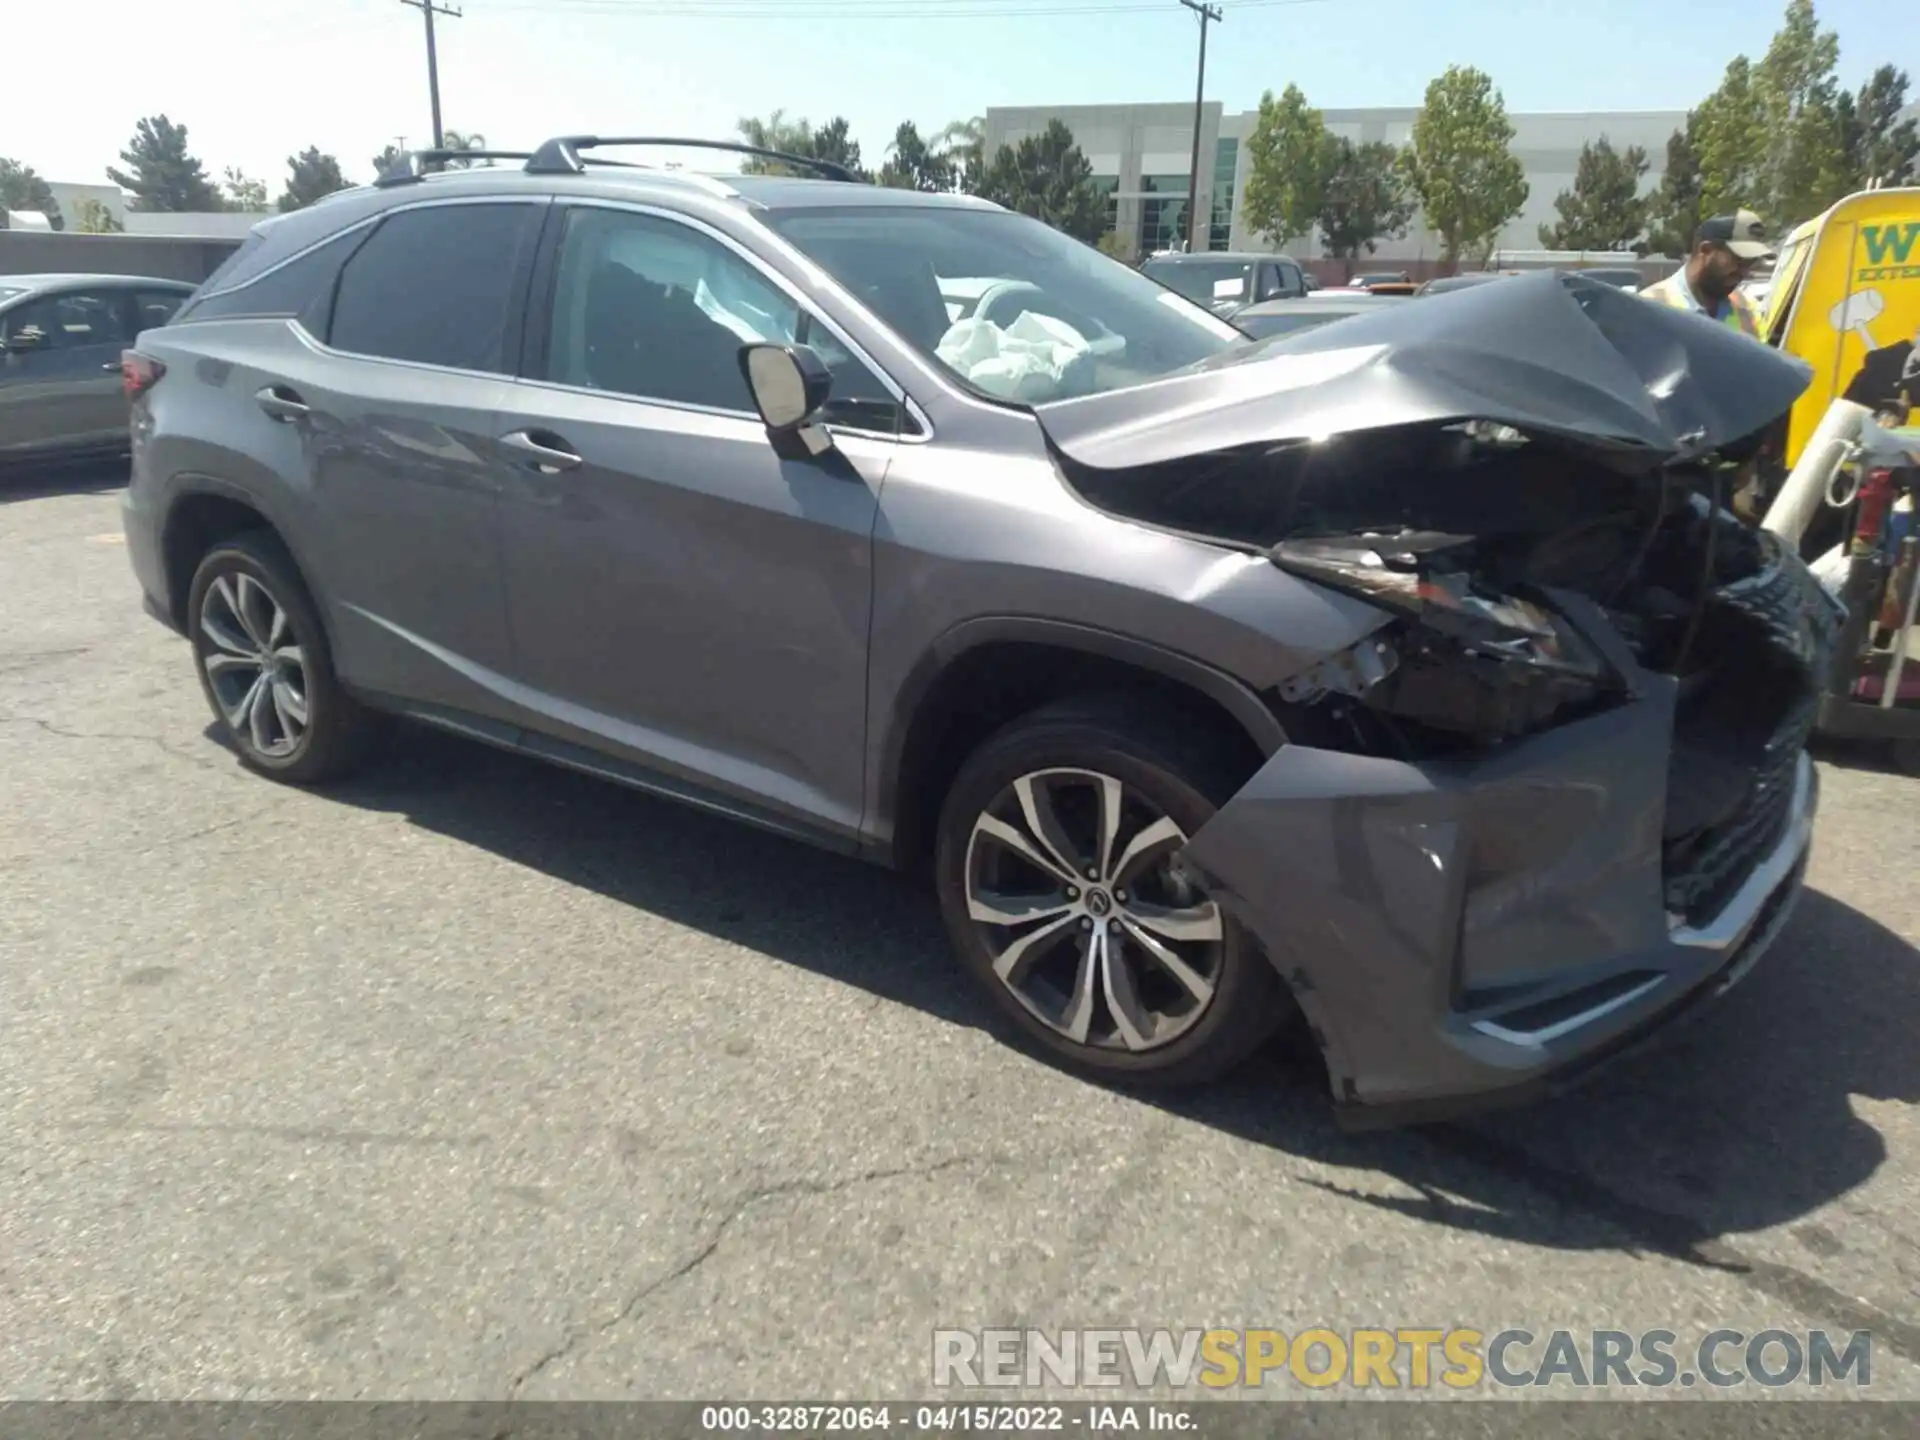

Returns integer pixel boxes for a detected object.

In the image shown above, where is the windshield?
[1140,258,1256,306]
[765,206,1242,405]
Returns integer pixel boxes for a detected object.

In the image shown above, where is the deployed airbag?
[937,311,1094,402]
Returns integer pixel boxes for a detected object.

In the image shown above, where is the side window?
[1282,261,1305,297]
[0,290,134,351]
[1258,263,1281,300]
[134,289,190,330]
[542,206,901,432]
[329,203,542,374]
[177,223,371,328]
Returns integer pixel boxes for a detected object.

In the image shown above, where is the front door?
[493,202,907,842]
[0,286,136,458]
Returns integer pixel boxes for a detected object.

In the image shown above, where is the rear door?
[0,285,137,456]
[171,198,548,717]
[490,200,907,840]
[291,198,547,717]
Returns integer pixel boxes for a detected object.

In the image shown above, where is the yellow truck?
[1758,186,1920,764]
[1760,185,1920,465]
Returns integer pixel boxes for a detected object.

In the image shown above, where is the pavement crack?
[0,711,227,773]
[505,1152,1007,1397]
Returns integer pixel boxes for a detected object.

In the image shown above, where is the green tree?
[1240,84,1330,251]
[736,110,815,173]
[277,147,351,212]
[106,115,223,212]
[1402,65,1529,264]
[804,117,868,180]
[1315,138,1412,264]
[877,122,955,192]
[372,143,407,177]
[974,121,1105,244]
[1845,64,1918,188]
[222,166,268,211]
[1693,58,1767,212]
[0,157,62,230]
[72,198,122,234]
[1644,117,1707,257]
[1538,136,1650,250]
[1753,0,1848,225]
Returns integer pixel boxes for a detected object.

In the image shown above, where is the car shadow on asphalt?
[0,456,129,505]
[313,723,1917,1271]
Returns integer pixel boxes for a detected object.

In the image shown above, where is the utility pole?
[1179,0,1222,254]
[399,0,461,150]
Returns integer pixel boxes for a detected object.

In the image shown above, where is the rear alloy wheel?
[187,532,376,783]
[935,702,1285,1086]
[199,571,310,760]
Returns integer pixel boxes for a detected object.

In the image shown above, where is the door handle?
[255,386,310,422]
[500,429,583,473]
[101,361,122,372]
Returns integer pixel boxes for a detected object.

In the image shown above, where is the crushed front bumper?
[1181,693,1819,1130]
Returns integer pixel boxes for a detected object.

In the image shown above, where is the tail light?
[121,349,165,400]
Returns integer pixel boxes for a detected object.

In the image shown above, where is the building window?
[1090,175,1119,239]
[1138,173,1190,253]
[1209,138,1237,251]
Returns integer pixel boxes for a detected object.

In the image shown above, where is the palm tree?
[442,131,490,169]
[936,116,986,189]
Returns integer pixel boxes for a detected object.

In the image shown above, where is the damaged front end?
[1036,273,1841,1123]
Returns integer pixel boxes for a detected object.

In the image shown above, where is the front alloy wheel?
[965,767,1226,1053]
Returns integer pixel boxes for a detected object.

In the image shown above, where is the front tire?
[934,698,1285,1087]
[186,532,375,784]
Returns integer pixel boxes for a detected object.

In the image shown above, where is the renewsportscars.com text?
[932,1327,1873,1391]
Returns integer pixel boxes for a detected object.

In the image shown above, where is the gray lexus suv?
[121,137,1836,1126]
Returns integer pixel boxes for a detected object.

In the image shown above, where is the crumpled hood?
[1036,271,1814,472]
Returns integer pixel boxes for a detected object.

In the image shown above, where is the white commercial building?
[983,102,1689,261]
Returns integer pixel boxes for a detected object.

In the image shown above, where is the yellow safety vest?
[1639,271,1762,339]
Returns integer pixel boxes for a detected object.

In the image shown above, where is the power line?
[480,0,1324,18]
[399,0,461,149]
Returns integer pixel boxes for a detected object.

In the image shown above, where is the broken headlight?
[1271,531,1619,742]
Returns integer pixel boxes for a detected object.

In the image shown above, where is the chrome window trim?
[190,194,544,305]
[542,196,930,444]
[284,196,550,379]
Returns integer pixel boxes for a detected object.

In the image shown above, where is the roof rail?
[524,136,863,184]
[374,149,537,187]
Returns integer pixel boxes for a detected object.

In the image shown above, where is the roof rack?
[524,135,863,184]
[374,149,537,187]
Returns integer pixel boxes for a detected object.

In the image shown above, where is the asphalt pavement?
[2,467,1917,1410]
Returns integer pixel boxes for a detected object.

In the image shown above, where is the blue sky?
[4,0,1914,191]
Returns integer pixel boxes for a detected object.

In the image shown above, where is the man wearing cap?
[1639,209,1775,339]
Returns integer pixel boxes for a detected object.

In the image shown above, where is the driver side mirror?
[739,342,835,456]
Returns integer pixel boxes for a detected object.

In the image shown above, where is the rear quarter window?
[176,223,375,329]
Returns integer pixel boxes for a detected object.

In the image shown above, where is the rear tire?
[934,696,1286,1087]
[186,531,377,784]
